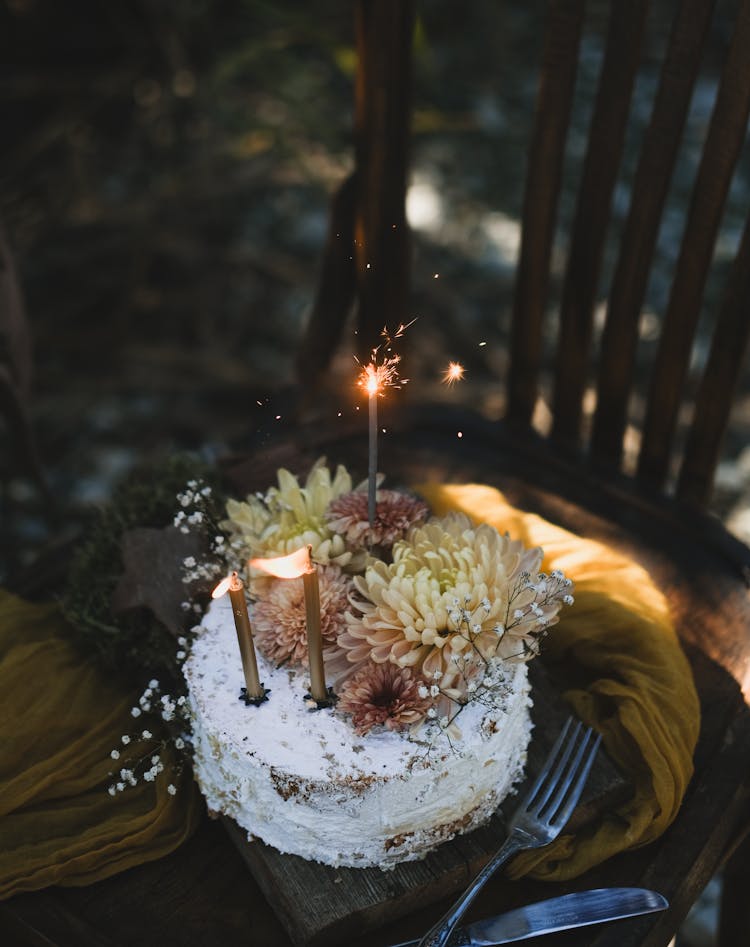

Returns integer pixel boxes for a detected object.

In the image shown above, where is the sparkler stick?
[357,321,414,530]
[366,368,379,527]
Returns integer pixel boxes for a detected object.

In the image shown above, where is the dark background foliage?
[2,0,750,586]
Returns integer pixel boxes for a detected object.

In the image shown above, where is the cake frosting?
[186,595,534,869]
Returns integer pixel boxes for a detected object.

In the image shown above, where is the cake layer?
[186,597,533,869]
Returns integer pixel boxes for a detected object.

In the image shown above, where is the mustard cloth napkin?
[0,589,201,900]
[419,483,701,881]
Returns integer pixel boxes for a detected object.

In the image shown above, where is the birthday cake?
[184,460,574,869]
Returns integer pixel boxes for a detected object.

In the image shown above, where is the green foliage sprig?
[62,455,225,685]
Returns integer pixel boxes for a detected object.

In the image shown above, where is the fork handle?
[416,833,527,947]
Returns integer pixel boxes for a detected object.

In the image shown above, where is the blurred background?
[2,4,748,943]
[2,0,749,603]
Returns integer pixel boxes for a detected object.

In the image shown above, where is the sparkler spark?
[358,359,398,397]
[355,321,415,529]
[355,320,415,397]
[442,361,466,385]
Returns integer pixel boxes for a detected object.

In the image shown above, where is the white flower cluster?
[173,479,230,618]
[502,569,574,656]
[182,550,224,586]
[174,480,214,534]
[107,677,191,799]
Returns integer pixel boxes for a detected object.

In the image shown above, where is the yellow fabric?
[0,482,701,895]
[0,589,202,900]
[418,483,701,881]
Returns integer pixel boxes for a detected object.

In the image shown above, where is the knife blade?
[390,887,668,947]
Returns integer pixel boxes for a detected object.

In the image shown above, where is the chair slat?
[295,174,357,387]
[353,0,415,360]
[508,0,586,427]
[637,0,750,488]
[677,211,750,507]
[590,0,716,466]
[552,0,649,447]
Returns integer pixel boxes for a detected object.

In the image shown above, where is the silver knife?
[391,887,668,946]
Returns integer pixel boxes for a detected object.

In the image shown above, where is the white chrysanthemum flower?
[338,513,573,701]
[223,459,357,575]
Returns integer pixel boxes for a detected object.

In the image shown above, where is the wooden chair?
[3,2,750,946]
[298,1,750,945]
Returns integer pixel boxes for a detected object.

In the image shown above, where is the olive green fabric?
[419,483,701,881]
[0,590,201,899]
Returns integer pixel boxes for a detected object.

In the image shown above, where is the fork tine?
[546,729,602,826]
[527,718,582,813]
[523,716,574,807]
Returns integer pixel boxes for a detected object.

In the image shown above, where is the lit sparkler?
[356,321,414,529]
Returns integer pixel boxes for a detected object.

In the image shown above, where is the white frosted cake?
[186,603,533,868]
[183,460,574,869]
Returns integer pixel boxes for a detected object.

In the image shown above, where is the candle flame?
[442,361,465,385]
[212,571,243,598]
[249,546,313,579]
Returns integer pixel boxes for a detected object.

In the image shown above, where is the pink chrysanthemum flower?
[337,662,431,735]
[326,489,429,549]
[252,565,353,666]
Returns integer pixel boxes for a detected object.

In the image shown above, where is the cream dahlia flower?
[223,459,356,573]
[252,565,353,667]
[338,513,573,700]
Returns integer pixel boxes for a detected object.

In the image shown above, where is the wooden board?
[225,662,628,947]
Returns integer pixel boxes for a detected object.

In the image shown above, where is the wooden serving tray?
[224,663,628,946]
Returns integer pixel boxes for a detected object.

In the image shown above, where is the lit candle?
[302,546,328,703]
[249,547,333,707]
[212,572,268,704]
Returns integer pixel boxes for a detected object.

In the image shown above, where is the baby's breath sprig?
[173,478,231,616]
[501,569,574,660]
[107,676,192,798]
[446,595,495,670]
[174,479,222,535]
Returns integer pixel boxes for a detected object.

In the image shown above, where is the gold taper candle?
[226,572,265,701]
[303,546,328,702]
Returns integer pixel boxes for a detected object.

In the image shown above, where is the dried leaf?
[112,526,208,638]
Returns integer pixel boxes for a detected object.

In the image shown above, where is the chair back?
[510,0,750,509]
[302,0,750,511]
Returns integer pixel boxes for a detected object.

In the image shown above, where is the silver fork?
[416,717,601,947]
